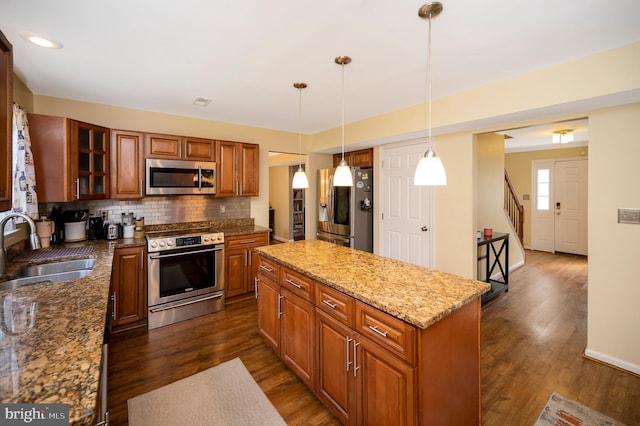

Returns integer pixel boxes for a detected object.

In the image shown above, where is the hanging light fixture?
[333,56,354,187]
[414,2,447,186]
[292,82,309,189]
[552,129,574,144]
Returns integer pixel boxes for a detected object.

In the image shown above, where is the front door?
[380,142,433,267]
[531,158,588,255]
[554,159,588,255]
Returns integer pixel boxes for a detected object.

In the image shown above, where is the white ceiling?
[1,0,639,151]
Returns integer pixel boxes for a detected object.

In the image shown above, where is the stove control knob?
[150,241,158,249]
[203,235,210,242]
[166,241,173,247]
[217,235,223,241]
[159,241,166,247]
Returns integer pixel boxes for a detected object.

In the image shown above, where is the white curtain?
[12,104,38,219]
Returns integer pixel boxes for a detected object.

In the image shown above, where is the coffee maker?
[88,216,104,240]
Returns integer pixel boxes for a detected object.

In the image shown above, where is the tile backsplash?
[39,196,250,225]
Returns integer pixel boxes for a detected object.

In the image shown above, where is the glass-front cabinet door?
[71,120,109,200]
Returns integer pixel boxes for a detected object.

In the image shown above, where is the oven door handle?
[149,292,224,313]
[149,246,223,259]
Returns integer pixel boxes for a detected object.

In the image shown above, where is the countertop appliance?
[145,158,216,195]
[317,167,373,252]
[146,227,225,329]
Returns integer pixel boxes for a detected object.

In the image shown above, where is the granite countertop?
[144,219,269,238]
[255,240,490,329]
[0,237,145,425]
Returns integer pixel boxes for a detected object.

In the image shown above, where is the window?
[537,169,550,210]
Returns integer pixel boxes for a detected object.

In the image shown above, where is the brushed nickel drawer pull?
[322,299,337,309]
[240,240,256,244]
[369,325,388,337]
[285,278,302,289]
[259,265,273,273]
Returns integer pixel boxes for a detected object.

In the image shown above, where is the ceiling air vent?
[192,96,212,107]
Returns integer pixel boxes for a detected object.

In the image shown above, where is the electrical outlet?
[220,205,226,214]
[618,208,640,224]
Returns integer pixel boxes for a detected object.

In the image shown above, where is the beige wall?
[17,41,640,373]
[13,74,33,111]
[476,133,525,276]
[268,165,291,241]
[587,103,640,372]
[505,146,589,247]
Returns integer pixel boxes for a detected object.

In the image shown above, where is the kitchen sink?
[0,258,96,291]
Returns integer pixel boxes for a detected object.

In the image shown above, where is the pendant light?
[292,82,309,189]
[333,56,353,187]
[414,2,447,186]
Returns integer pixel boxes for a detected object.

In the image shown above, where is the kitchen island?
[255,240,490,425]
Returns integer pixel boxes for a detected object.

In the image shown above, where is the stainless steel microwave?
[145,158,216,195]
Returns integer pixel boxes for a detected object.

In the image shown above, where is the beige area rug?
[128,358,286,426]
[535,392,626,426]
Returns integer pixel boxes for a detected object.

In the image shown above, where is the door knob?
[421,226,429,232]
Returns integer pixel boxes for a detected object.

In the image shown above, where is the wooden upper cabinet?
[215,140,259,197]
[183,136,215,161]
[111,130,144,199]
[145,133,215,161]
[0,31,12,212]
[333,148,373,168]
[29,114,109,202]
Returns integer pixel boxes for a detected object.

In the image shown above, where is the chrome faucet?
[0,213,41,275]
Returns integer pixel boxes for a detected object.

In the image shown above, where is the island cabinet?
[256,256,315,388]
[316,284,415,425]
[111,129,145,199]
[215,140,259,197]
[224,232,268,299]
[255,241,485,426]
[29,114,110,202]
[110,246,147,332]
[145,133,215,161]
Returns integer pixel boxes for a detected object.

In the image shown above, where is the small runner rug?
[535,392,626,426]
[128,358,286,426]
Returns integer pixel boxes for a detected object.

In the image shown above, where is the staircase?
[504,170,524,244]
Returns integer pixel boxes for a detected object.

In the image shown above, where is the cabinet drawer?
[355,301,416,364]
[257,255,280,282]
[315,284,354,327]
[225,233,268,250]
[281,267,314,302]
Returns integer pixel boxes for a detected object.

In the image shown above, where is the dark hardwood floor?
[108,250,640,425]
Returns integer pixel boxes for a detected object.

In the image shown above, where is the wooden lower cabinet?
[280,287,315,387]
[225,232,268,299]
[356,335,415,425]
[257,273,280,351]
[316,305,414,426]
[316,310,356,425]
[256,254,482,425]
[111,246,147,332]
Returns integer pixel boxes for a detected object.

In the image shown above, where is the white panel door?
[554,159,588,255]
[380,143,433,267]
[531,160,555,252]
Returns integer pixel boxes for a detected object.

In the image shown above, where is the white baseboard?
[584,348,640,375]
[489,259,524,282]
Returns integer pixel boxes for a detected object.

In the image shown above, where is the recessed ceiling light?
[21,33,63,49]
[192,96,212,107]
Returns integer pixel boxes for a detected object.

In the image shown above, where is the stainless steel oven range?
[146,228,225,330]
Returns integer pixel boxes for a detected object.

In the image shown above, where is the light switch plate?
[618,208,640,224]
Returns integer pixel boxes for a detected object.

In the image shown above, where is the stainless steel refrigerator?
[317,167,373,252]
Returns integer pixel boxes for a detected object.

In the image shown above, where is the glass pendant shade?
[292,82,309,189]
[333,159,353,187]
[292,166,309,189]
[414,2,447,187]
[414,148,446,186]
